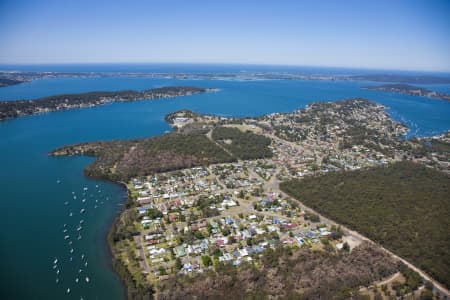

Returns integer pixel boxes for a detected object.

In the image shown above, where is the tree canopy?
[280,161,450,289]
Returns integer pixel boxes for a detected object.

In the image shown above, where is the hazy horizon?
[1,0,449,72]
[2,62,450,76]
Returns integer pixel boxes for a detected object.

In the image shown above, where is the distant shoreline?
[363,83,450,102]
[1,70,450,90]
[0,86,211,121]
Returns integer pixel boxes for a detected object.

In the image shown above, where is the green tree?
[343,242,350,252]
[175,258,182,270]
[201,255,212,267]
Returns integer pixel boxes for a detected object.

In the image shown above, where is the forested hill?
[51,133,235,182]
[212,126,273,160]
[280,161,450,289]
[50,125,273,182]
[0,86,207,121]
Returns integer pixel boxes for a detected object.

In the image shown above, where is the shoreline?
[86,174,143,299]
[81,172,137,299]
[105,181,132,300]
[106,182,155,299]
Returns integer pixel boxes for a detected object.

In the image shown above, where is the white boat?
[80,208,85,214]
[77,235,82,240]
[64,235,70,240]
[64,201,69,205]
[56,180,61,184]
[53,265,57,270]
[63,229,67,233]
[82,199,86,203]
[75,278,79,283]
[70,248,74,254]
[79,220,84,224]
[69,212,73,217]
[66,288,70,294]
[68,241,73,245]
[77,226,82,231]
[81,254,85,260]
[56,278,59,284]
[85,277,90,283]
[70,257,73,262]
[84,262,88,267]
[53,258,58,264]
[56,269,60,275]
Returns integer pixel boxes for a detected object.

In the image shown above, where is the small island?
[50,98,450,299]
[363,83,450,102]
[0,86,210,121]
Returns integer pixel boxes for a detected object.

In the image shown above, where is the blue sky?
[0,0,449,71]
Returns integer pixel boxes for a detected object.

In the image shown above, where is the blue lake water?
[0,67,449,300]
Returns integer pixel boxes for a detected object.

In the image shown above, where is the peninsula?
[51,98,450,299]
[0,86,209,121]
[364,83,450,102]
